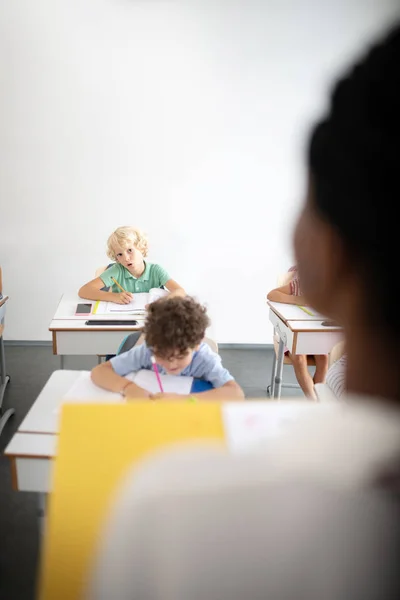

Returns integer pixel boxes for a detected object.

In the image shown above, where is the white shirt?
[85,398,400,600]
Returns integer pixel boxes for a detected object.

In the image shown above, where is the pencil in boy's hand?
[151,356,164,393]
[111,277,127,294]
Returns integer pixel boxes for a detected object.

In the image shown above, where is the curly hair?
[144,296,210,358]
[106,226,149,260]
[308,23,400,333]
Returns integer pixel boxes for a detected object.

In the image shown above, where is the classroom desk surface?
[4,368,324,494]
[49,292,144,362]
[4,370,125,492]
[4,369,213,492]
[267,300,325,322]
[18,370,120,435]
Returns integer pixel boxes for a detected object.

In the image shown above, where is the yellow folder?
[39,402,225,600]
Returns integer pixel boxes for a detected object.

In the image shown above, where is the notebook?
[134,369,193,395]
[93,288,168,315]
[57,369,193,412]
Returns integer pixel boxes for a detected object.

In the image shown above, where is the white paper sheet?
[63,371,134,400]
[133,369,193,395]
[105,293,149,313]
[58,369,192,415]
[96,288,169,314]
[222,401,313,453]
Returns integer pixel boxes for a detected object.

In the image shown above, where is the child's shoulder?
[144,262,170,284]
[194,342,218,364]
[146,261,165,271]
[100,262,120,275]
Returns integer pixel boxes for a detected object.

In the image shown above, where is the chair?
[95,264,113,363]
[0,269,15,437]
[204,337,218,354]
[315,343,346,402]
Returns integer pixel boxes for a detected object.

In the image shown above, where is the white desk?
[49,293,144,367]
[4,370,123,494]
[4,371,79,494]
[267,302,343,399]
[5,369,326,495]
[5,433,57,493]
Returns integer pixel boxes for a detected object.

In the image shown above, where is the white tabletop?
[50,292,144,327]
[287,320,342,332]
[18,370,79,434]
[5,432,57,458]
[267,301,325,322]
[17,370,124,435]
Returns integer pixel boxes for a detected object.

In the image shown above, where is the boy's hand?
[123,383,151,399]
[151,393,186,401]
[111,292,133,305]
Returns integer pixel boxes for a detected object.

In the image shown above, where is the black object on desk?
[321,320,339,327]
[85,320,138,326]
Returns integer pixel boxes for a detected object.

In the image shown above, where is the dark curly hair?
[308,23,400,334]
[144,296,210,358]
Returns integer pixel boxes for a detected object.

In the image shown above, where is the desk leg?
[269,349,277,398]
[0,335,6,386]
[38,493,47,535]
[60,355,64,369]
[0,335,15,435]
[273,338,285,399]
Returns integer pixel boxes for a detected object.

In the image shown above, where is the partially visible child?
[91,296,244,402]
[267,266,328,400]
[325,353,347,400]
[79,226,185,303]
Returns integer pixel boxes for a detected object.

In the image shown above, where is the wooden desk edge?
[267,302,289,324]
[287,322,342,333]
[49,324,143,332]
[6,451,54,460]
[18,428,57,435]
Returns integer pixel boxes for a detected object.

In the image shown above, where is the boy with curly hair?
[91,296,244,401]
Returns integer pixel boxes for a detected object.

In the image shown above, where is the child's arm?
[91,361,151,398]
[152,347,245,402]
[164,279,186,297]
[152,380,244,402]
[79,277,133,304]
[267,283,308,306]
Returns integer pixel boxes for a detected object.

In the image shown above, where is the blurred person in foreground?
[85,22,400,600]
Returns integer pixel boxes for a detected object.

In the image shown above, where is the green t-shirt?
[100,262,171,294]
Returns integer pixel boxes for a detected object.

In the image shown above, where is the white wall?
[1,0,399,342]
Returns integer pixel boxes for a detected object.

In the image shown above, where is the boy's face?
[153,346,199,375]
[113,239,144,269]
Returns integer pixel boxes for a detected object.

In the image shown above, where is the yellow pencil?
[299,305,314,316]
[111,277,127,293]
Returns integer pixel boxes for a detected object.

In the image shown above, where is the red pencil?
[151,356,164,393]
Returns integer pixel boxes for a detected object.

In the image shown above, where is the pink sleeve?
[290,277,301,296]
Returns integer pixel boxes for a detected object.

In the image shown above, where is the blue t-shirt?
[110,342,233,389]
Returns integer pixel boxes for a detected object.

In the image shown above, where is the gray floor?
[0,344,305,600]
